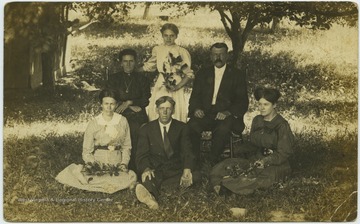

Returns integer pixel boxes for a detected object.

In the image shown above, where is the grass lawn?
[3,14,357,222]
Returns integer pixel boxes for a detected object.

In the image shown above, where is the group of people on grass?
[56,23,295,210]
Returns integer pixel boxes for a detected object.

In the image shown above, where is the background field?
[3,9,358,222]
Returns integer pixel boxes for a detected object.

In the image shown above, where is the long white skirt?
[55,149,137,194]
[147,74,190,122]
[55,164,137,194]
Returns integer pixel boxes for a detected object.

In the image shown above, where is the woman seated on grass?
[210,87,294,195]
[56,89,137,194]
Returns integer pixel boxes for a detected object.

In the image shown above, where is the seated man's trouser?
[142,162,200,199]
[188,112,237,163]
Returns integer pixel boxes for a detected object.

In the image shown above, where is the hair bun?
[254,87,281,104]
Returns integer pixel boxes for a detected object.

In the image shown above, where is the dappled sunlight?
[3,120,88,139]
[257,25,358,77]
[297,88,357,103]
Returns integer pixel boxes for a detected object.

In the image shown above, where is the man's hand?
[194,109,205,118]
[141,168,155,183]
[116,100,133,113]
[215,111,231,120]
[180,168,193,188]
[129,106,142,113]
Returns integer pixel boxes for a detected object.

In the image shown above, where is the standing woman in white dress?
[139,23,194,122]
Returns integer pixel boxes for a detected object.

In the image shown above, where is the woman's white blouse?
[82,113,131,165]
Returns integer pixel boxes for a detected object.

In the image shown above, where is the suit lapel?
[217,65,230,97]
[152,120,164,149]
[206,66,215,104]
[167,120,177,144]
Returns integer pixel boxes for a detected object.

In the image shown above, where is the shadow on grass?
[241,50,357,97]
[4,85,101,124]
[3,130,357,221]
[291,100,357,121]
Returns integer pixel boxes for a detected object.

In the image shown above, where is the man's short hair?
[118,48,137,61]
[210,42,228,52]
[155,96,176,108]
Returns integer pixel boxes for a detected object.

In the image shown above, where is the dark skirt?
[210,142,291,195]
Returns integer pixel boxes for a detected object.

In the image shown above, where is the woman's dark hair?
[160,23,179,36]
[118,48,137,61]
[254,87,281,104]
[155,96,176,108]
[98,89,119,103]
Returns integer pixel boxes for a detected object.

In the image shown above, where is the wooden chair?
[200,131,243,160]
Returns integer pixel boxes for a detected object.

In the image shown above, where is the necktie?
[163,126,173,158]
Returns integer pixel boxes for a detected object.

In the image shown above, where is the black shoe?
[219,186,233,197]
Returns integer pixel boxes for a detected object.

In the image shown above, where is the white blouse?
[82,113,132,165]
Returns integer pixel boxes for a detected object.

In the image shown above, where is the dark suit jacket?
[136,119,195,174]
[188,65,248,118]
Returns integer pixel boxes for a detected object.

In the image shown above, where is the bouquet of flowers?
[223,162,257,179]
[81,162,121,177]
[161,52,191,90]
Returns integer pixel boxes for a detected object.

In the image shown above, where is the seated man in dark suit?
[135,96,198,210]
[106,48,151,173]
[187,42,249,165]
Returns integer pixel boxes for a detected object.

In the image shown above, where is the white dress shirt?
[159,119,172,141]
[212,64,227,105]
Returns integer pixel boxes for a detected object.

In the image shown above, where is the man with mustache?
[187,42,249,166]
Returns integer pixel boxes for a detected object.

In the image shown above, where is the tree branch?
[217,9,233,37]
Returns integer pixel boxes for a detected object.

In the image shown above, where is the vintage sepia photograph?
[3,1,358,222]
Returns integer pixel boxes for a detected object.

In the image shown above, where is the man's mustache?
[215,59,222,63]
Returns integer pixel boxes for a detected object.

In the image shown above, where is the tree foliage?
[4,2,133,88]
[161,2,358,64]
[5,2,70,52]
[71,2,134,26]
[4,2,358,87]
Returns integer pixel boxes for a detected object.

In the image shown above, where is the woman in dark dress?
[210,87,294,195]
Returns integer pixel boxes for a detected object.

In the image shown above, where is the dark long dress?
[106,71,151,172]
[210,114,294,195]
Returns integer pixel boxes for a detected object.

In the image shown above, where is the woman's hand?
[168,85,180,92]
[116,100,133,113]
[119,164,128,173]
[129,106,142,112]
[254,160,265,169]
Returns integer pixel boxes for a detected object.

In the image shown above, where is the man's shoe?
[135,184,159,210]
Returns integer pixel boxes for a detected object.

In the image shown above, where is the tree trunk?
[143,2,151,20]
[41,51,55,88]
[271,16,280,33]
[231,35,242,65]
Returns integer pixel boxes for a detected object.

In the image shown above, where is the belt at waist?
[94,145,121,151]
